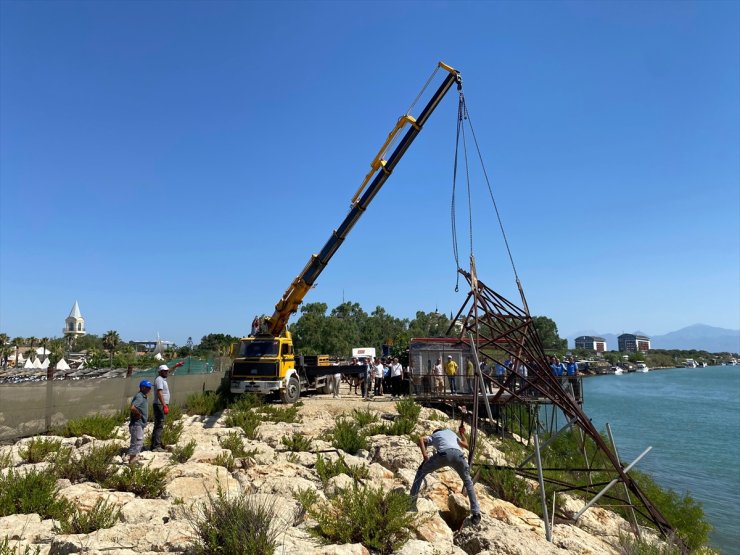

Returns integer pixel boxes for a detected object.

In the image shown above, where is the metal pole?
[533,427,552,542]
[467,332,493,422]
[606,423,641,538]
[574,446,652,521]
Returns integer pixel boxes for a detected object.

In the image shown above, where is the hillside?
[0,395,678,555]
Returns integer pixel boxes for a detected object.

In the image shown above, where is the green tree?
[27,336,37,359]
[531,317,567,351]
[197,333,239,356]
[40,337,49,360]
[102,331,120,369]
[291,302,329,355]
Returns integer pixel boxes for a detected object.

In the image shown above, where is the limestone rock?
[0,513,55,543]
[398,539,467,555]
[119,498,172,524]
[454,514,567,555]
[165,462,240,501]
[57,482,135,511]
[368,435,421,472]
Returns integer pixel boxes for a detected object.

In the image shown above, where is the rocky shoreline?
[1,396,669,554]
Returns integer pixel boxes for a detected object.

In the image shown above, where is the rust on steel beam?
[451,269,687,552]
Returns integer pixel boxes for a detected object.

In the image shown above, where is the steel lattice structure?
[448,268,686,551]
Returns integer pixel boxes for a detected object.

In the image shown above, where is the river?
[582,365,740,554]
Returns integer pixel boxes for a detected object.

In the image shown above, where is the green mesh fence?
[136,357,217,376]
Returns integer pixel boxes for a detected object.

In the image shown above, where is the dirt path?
[295,389,402,418]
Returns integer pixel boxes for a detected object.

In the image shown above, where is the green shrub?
[223,408,261,440]
[0,538,41,555]
[281,433,313,452]
[0,467,71,520]
[427,411,449,422]
[618,531,682,555]
[315,454,368,486]
[229,393,263,412]
[19,438,63,464]
[53,443,118,485]
[631,470,711,553]
[367,418,416,437]
[329,418,367,455]
[293,487,319,520]
[184,391,226,416]
[56,498,121,534]
[297,483,415,555]
[220,432,250,458]
[190,488,281,555]
[213,452,236,472]
[258,404,301,424]
[105,464,167,498]
[171,440,196,463]
[395,398,421,423]
[54,413,124,440]
[150,419,184,448]
[0,450,11,469]
[352,408,379,427]
[478,466,545,515]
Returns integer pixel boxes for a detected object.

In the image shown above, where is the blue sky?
[1,0,738,346]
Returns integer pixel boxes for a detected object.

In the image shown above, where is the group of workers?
[340,356,408,399]
[126,361,184,465]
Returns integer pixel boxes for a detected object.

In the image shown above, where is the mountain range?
[566,324,740,353]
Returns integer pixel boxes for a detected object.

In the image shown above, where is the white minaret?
[63,301,86,338]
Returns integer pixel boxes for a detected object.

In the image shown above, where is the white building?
[63,301,86,338]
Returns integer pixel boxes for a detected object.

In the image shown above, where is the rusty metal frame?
[447,268,686,552]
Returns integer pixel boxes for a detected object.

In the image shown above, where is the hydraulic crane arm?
[266,62,462,336]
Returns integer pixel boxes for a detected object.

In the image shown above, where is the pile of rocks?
[1,399,657,554]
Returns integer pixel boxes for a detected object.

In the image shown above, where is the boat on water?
[684,359,698,368]
[612,367,624,375]
[635,363,649,373]
[726,359,737,366]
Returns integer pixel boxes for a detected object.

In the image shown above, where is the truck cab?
[230,333,298,402]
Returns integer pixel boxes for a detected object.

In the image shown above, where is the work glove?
[163,404,169,415]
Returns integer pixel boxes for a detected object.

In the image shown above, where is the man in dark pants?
[409,426,481,525]
[151,361,183,451]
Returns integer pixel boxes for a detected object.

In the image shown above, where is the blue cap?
[139,380,153,389]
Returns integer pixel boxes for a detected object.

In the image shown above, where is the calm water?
[582,365,740,554]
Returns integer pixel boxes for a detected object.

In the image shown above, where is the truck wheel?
[322,379,334,395]
[281,376,301,404]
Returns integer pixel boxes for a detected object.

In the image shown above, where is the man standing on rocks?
[128,380,152,464]
[409,426,481,525]
[151,361,183,452]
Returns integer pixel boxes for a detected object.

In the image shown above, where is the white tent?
[12,352,25,364]
[77,360,85,370]
[36,347,50,356]
[56,358,70,371]
[24,357,34,369]
[40,358,50,369]
[32,358,43,369]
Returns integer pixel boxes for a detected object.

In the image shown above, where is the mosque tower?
[63,301,86,338]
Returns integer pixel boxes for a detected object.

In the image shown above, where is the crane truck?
[230,62,462,403]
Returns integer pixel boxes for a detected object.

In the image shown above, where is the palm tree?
[102,330,120,369]
[27,336,37,359]
[40,337,49,360]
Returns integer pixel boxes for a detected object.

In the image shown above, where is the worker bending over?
[409,426,481,525]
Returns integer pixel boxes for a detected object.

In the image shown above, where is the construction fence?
[0,369,227,443]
